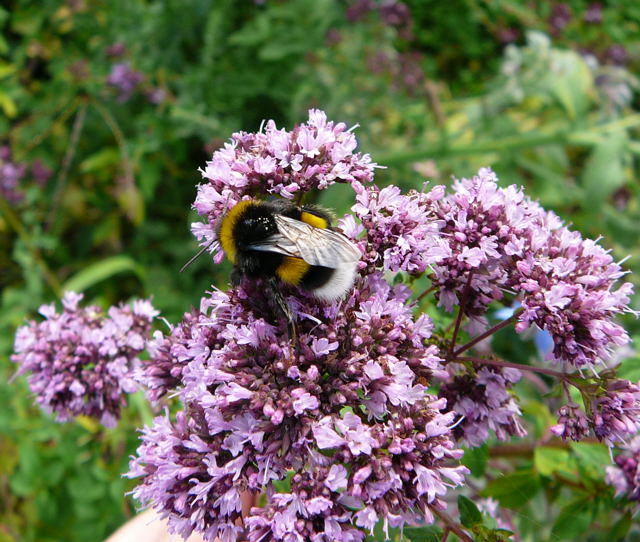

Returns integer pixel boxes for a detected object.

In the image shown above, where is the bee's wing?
[247,214,361,267]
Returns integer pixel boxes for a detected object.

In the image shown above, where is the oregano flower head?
[12,292,158,427]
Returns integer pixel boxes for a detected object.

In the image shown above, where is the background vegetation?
[1,1,640,541]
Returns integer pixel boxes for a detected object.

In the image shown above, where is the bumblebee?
[217,200,361,307]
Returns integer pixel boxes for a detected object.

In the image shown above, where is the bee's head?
[244,214,277,242]
[218,201,280,263]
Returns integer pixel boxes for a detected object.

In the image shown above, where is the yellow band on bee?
[218,200,257,263]
[276,256,310,286]
[300,212,328,229]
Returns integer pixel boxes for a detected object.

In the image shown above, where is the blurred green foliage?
[1,1,640,541]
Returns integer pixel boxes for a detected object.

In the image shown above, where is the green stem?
[0,195,61,296]
[46,101,88,231]
[452,309,523,358]
[489,441,570,458]
[171,106,220,131]
[456,356,566,379]
[430,507,474,542]
[91,99,135,187]
[448,272,474,360]
[415,284,437,302]
[14,97,78,161]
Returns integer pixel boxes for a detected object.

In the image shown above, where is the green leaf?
[458,495,483,528]
[9,469,35,497]
[10,7,44,35]
[615,353,640,381]
[550,50,593,119]
[482,470,541,508]
[0,62,15,78]
[550,495,593,539]
[129,391,154,427]
[609,511,632,541]
[170,107,220,132]
[115,182,145,225]
[581,131,627,208]
[272,471,293,493]
[62,256,145,293]
[0,438,18,476]
[462,443,488,477]
[570,442,610,476]
[472,524,515,542]
[533,446,572,477]
[403,525,442,542]
[78,148,120,174]
[17,441,41,480]
[66,473,106,502]
[0,91,17,118]
[521,400,555,439]
[35,491,57,524]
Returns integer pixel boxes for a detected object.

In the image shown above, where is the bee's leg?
[267,278,297,344]
[230,267,244,287]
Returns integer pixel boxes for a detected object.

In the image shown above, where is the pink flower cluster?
[607,436,640,502]
[349,182,449,274]
[130,275,466,542]
[12,292,157,427]
[592,379,640,446]
[107,62,145,102]
[0,145,52,204]
[430,168,634,369]
[439,365,526,446]
[344,167,634,372]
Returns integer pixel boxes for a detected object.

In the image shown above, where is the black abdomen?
[300,265,335,290]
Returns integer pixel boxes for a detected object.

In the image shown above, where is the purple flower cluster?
[429,168,634,368]
[130,273,466,541]
[244,468,364,542]
[192,109,376,262]
[343,1,423,93]
[584,2,603,24]
[362,47,425,95]
[346,0,412,39]
[138,310,200,404]
[104,44,167,104]
[107,62,145,102]
[12,292,157,427]
[549,3,572,35]
[349,182,449,274]
[592,379,640,446]
[106,42,127,58]
[607,436,640,502]
[606,44,629,66]
[431,169,548,315]
[439,364,526,446]
[0,146,53,203]
[514,230,633,368]
[550,402,590,441]
[124,111,639,538]
[31,159,53,186]
[551,378,640,447]
[0,145,27,204]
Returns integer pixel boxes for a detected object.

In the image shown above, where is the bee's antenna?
[180,239,215,273]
